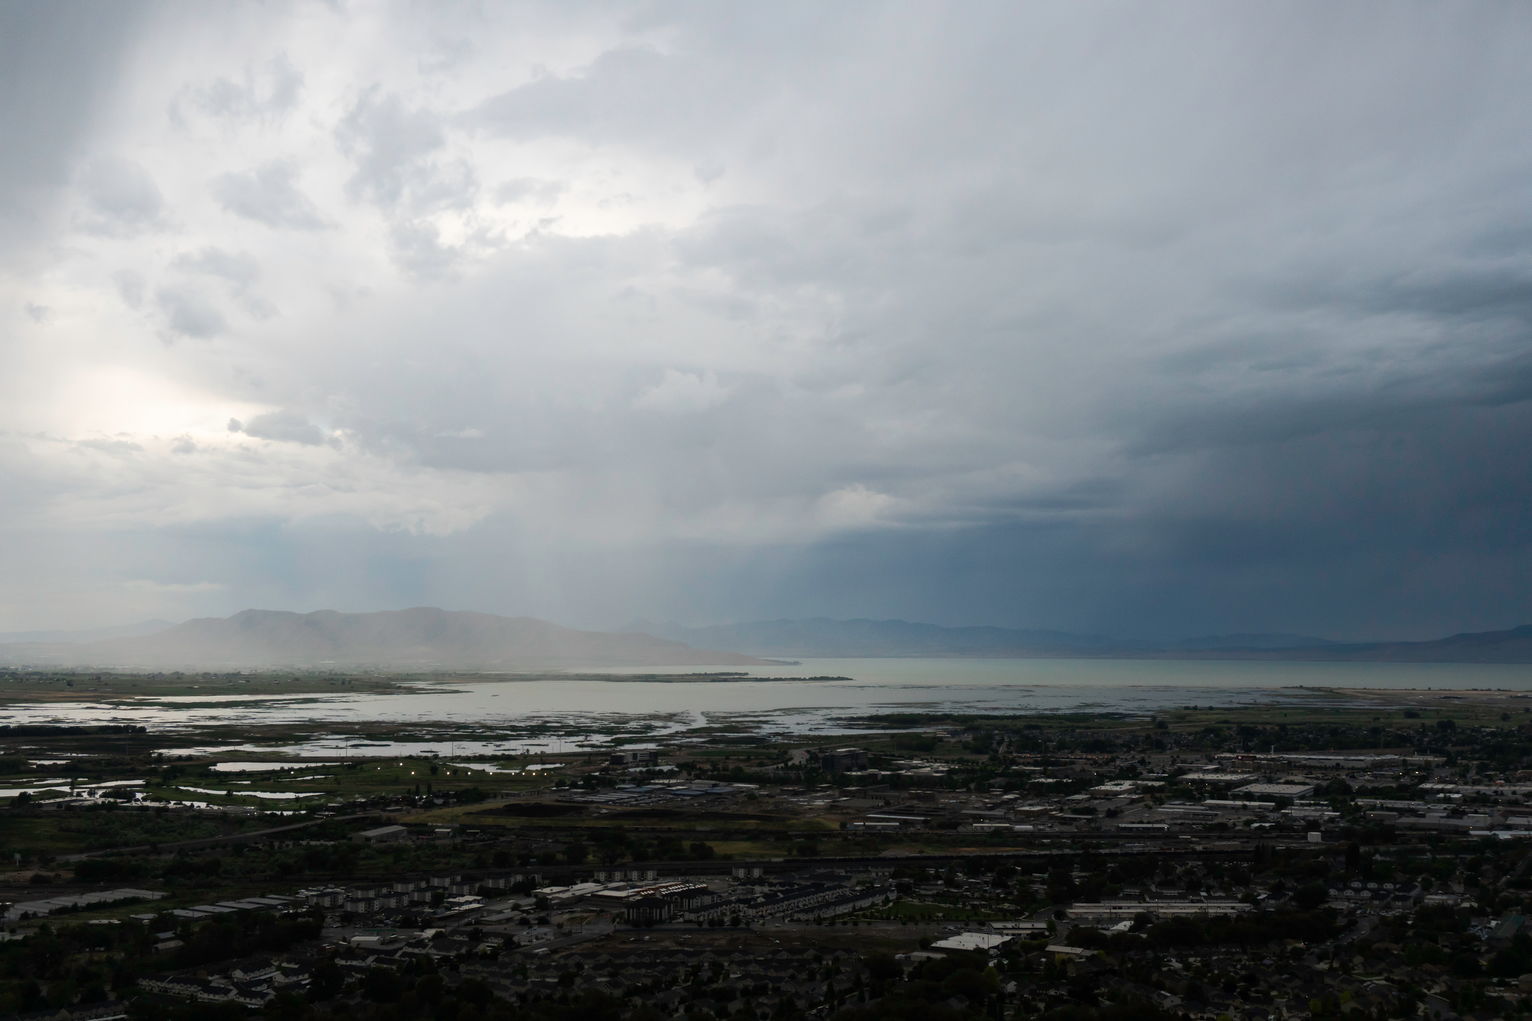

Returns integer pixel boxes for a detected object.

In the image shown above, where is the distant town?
[5,678,1532,1018]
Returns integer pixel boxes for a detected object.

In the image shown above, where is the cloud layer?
[1,1,1529,638]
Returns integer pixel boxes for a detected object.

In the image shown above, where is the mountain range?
[2,610,1531,668]
[636,618,1335,658]
[639,617,1532,663]
[0,608,766,670]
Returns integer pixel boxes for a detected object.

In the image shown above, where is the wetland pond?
[2,658,1531,758]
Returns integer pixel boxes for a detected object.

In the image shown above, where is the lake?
[3,658,1530,757]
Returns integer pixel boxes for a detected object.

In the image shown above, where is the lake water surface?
[4,659,1530,754]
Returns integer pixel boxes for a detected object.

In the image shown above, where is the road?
[59,812,384,861]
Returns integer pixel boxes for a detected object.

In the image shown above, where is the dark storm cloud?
[386,219,489,280]
[211,161,327,230]
[113,269,146,309]
[172,247,260,289]
[473,47,710,144]
[155,285,226,339]
[173,52,304,122]
[77,156,166,236]
[494,178,565,206]
[228,411,326,447]
[0,2,144,267]
[336,88,469,211]
[171,246,280,320]
[5,1,1532,637]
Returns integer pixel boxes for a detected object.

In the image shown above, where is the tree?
[360,968,401,1002]
[1291,882,1329,911]
[308,957,343,1001]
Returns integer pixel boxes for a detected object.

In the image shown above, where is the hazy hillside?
[1210,624,1532,663]
[4,609,1528,668]
[642,617,1532,663]
[641,618,1146,657]
[3,608,767,670]
[1170,633,1337,651]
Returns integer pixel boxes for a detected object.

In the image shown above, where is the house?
[932,932,1012,953]
[352,824,409,844]
[790,747,869,773]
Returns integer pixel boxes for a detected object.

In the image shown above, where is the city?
[6,682,1532,1018]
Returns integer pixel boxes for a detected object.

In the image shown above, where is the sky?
[1,1,1530,641]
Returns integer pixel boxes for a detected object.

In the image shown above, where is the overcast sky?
[2,1,1529,640]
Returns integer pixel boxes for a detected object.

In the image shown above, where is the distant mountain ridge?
[3,609,1529,668]
[636,617,1142,657]
[0,608,766,670]
[641,617,1532,663]
[639,617,1341,658]
[1243,623,1532,664]
[1169,633,1339,651]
